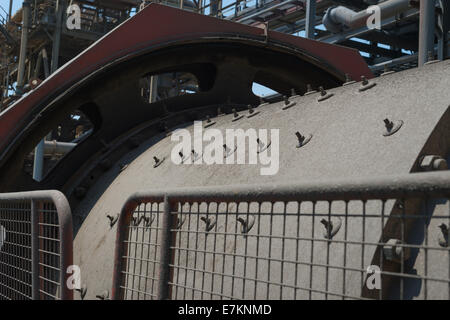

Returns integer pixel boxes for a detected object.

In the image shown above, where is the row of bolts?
[150,75,399,167]
[106,211,449,247]
[107,212,255,234]
[118,73,446,248]
[82,61,446,300]
[97,213,449,300]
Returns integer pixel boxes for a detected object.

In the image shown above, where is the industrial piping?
[322,0,411,33]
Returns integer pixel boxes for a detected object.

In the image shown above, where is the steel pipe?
[418,0,436,66]
[16,0,30,93]
[43,140,76,156]
[323,0,411,33]
[32,139,44,181]
[305,0,317,39]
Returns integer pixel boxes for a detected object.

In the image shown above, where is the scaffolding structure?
[1,1,449,110]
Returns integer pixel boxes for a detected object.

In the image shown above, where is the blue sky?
[0,0,276,96]
[0,0,20,19]
[1,1,394,96]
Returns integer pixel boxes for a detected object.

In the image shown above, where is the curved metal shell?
[72,60,449,299]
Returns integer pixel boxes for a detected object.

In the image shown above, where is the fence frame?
[111,171,450,300]
[0,190,73,300]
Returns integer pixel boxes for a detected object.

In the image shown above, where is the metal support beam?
[35,1,66,182]
[30,200,39,299]
[41,48,50,78]
[8,0,13,22]
[437,0,449,60]
[157,196,177,300]
[43,140,76,156]
[418,0,436,66]
[305,0,316,39]
[51,0,65,73]
[16,0,30,94]
[32,50,49,181]
[32,139,44,181]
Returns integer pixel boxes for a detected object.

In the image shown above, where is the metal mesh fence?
[0,191,73,300]
[121,202,163,300]
[0,201,32,300]
[112,172,450,300]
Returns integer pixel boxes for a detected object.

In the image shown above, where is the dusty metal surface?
[0,2,448,301]
[111,171,450,300]
[71,59,450,300]
[0,190,73,300]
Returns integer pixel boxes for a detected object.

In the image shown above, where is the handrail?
[112,171,450,300]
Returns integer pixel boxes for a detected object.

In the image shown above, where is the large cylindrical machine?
[0,3,449,300]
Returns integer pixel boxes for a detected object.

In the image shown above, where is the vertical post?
[305,0,316,39]
[41,48,50,78]
[210,0,219,16]
[8,0,13,22]
[51,0,65,73]
[32,140,44,181]
[16,0,30,94]
[34,0,65,181]
[418,0,436,66]
[157,195,176,300]
[33,51,42,78]
[31,200,39,299]
[149,76,158,103]
[111,200,136,300]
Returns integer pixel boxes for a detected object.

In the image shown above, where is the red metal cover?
[0,3,372,154]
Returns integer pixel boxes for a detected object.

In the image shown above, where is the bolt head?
[384,118,393,129]
[291,88,296,96]
[420,155,448,171]
[319,86,326,96]
[383,239,410,262]
[361,76,368,85]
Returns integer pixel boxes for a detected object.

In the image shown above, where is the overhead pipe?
[43,140,76,156]
[323,0,411,33]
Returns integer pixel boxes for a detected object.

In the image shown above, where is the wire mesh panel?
[0,191,73,300]
[118,202,164,300]
[167,198,450,300]
[0,201,32,300]
[112,172,450,300]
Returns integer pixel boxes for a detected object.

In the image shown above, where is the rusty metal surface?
[0,4,371,193]
[111,171,450,300]
[0,190,73,300]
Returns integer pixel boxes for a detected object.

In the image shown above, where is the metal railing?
[0,4,9,24]
[111,171,450,300]
[0,191,73,300]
